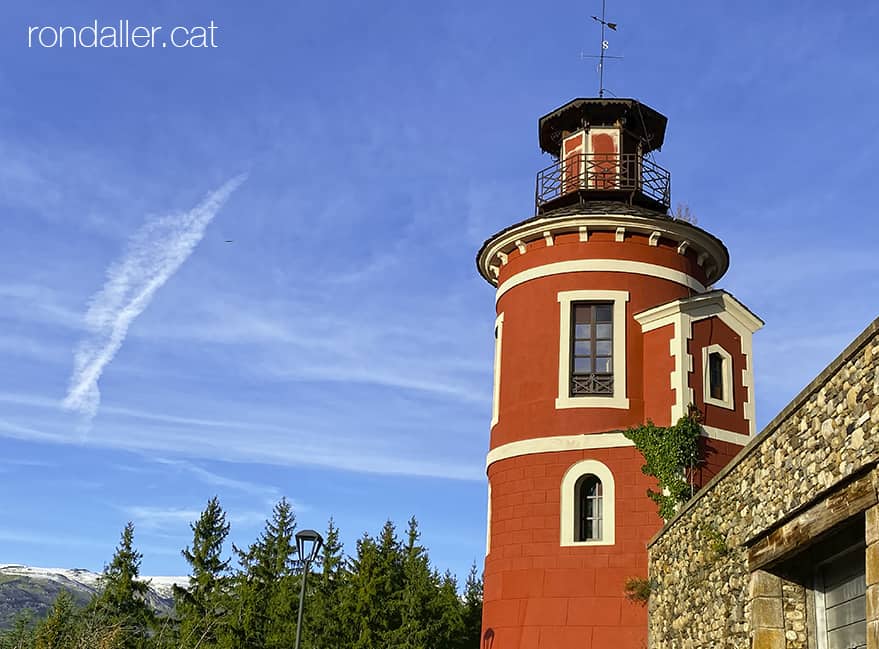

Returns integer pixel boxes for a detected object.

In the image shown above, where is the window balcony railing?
[536,153,671,212]
[570,373,614,396]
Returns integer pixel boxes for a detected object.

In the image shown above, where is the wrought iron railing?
[571,373,614,396]
[536,153,671,210]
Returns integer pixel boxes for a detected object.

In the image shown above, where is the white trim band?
[496,259,706,302]
[486,432,634,468]
[486,427,750,469]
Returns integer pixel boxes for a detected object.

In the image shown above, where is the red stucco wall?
[485,448,662,649]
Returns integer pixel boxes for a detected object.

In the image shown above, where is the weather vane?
[581,0,622,98]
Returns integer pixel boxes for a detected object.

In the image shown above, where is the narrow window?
[708,351,724,401]
[576,475,603,541]
[571,303,614,396]
[702,344,733,410]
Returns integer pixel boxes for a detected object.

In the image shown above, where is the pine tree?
[304,518,350,649]
[229,498,297,649]
[460,563,484,649]
[344,520,405,649]
[174,496,232,648]
[94,522,154,649]
[344,531,379,649]
[431,571,465,649]
[0,612,34,649]
[392,517,435,649]
[33,590,75,649]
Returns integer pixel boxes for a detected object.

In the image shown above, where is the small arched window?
[575,475,603,541]
[560,459,615,546]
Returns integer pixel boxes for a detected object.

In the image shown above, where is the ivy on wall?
[623,406,703,520]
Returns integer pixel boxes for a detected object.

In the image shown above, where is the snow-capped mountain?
[0,564,186,629]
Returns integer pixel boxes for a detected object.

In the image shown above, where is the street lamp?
[294,529,324,649]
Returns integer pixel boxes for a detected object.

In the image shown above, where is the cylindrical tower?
[477,98,763,648]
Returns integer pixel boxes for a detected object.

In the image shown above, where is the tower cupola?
[536,97,670,214]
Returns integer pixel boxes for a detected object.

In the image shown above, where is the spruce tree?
[460,563,484,649]
[431,571,464,649]
[94,522,154,649]
[0,613,34,649]
[345,531,380,649]
[344,520,405,649]
[174,496,232,648]
[393,517,435,649]
[229,498,297,649]
[33,590,75,649]
[304,518,350,649]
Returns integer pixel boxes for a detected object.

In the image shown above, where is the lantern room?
[536,98,671,214]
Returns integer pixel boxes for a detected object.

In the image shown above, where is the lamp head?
[295,529,324,564]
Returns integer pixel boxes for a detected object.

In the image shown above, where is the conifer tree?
[33,590,75,649]
[174,496,231,648]
[460,563,484,649]
[431,571,465,649]
[229,498,297,649]
[94,522,154,649]
[304,518,350,649]
[344,520,405,649]
[0,613,34,649]
[392,517,435,649]
[344,531,380,649]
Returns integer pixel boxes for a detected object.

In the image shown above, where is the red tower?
[476,98,763,648]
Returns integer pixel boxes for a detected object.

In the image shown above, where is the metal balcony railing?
[536,153,671,211]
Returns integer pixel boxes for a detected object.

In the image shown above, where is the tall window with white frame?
[571,302,614,396]
[576,474,603,541]
[708,351,725,401]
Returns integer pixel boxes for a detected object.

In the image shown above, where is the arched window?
[575,474,603,541]
[560,459,615,546]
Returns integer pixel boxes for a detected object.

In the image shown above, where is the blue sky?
[1,0,877,579]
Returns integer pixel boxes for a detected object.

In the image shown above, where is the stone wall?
[648,317,879,649]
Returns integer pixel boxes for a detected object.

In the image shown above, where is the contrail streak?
[62,174,247,422]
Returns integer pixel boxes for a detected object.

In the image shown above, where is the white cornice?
[477,213,729,286]
[634,290,764,334]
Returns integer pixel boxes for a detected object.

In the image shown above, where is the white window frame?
[491,313,504,428]
[485,481,492,556]
[702,344,734,410]
[556,290,629,410]
[560,459,615,547]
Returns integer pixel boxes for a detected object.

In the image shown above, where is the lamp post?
[294,529,324,649]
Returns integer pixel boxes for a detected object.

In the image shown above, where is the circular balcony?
[536,153,671,215]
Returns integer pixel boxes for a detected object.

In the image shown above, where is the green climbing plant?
[700,522,730,559]
[623,406,703,520]
[623,577,656,606]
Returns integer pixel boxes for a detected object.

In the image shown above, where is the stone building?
[648,318,879,649]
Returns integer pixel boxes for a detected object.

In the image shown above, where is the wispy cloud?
[0,414,484,482]
[0,529,104,549]
[62,174,247,422]
[122,505,269,532]
[151,458,281,500]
